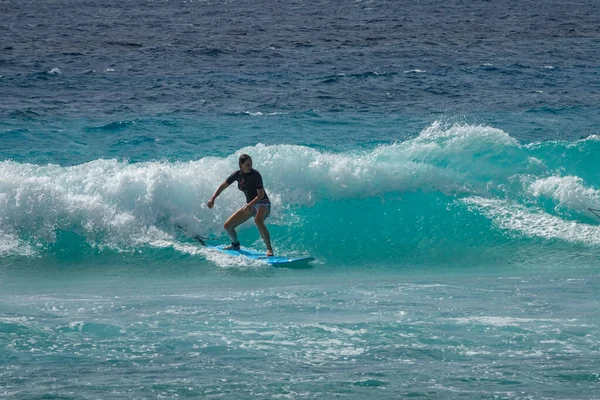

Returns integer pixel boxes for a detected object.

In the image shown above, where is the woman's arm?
[207,181,230,208]
[242,188,265,213]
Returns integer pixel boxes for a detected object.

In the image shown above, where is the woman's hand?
[207,197,215,209]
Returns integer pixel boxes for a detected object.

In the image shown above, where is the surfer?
[207,154,274,256]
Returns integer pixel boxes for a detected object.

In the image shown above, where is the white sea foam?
[241,111,287,116]
[450,316,563,327]
[528,175,600,212]
[0,230,35,256]
[463,196,600,245]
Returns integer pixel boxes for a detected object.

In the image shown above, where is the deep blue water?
[2,0,600,398]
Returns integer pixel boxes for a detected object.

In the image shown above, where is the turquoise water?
[3,123,600,398]
[3,263,600,398]
[2,0,600,398]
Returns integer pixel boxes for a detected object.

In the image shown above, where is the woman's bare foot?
[266,249,274,257]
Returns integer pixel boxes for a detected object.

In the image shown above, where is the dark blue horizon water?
[2,0,600,398]
[2,0,600,119]
[2,0,600,168]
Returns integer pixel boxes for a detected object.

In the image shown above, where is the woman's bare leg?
[224,208,252,244]
[254,207,273,256]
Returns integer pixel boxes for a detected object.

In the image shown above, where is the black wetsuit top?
[226,169,269,204]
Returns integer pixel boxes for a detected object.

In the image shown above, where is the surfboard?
[175,227,314,267]
[210,244,314,266]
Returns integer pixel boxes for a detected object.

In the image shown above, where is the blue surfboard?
[210,244,314,266]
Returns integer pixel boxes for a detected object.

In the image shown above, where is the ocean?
[2,0,600,398]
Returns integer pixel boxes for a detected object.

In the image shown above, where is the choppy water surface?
[2,0,600,398]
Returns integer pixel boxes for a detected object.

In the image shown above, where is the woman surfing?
[207,154,274,256]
